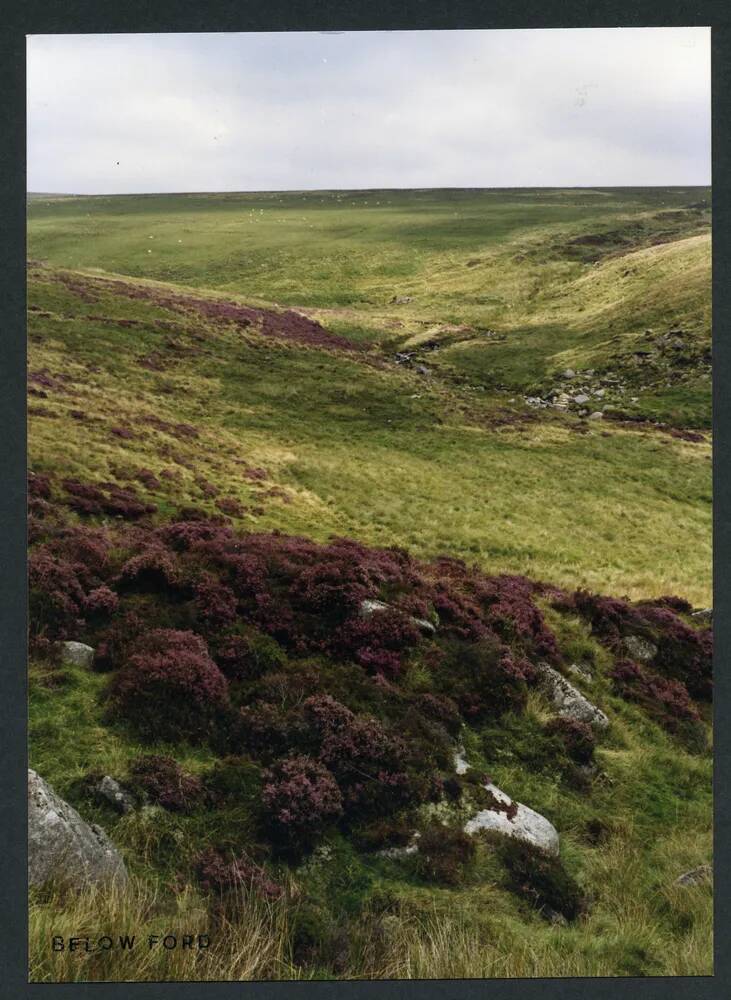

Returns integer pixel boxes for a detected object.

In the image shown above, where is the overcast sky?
[27,28,711,193]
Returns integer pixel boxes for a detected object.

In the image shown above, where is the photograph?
[25,27,712,982]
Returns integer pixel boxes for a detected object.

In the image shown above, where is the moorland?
[27,187,712,981]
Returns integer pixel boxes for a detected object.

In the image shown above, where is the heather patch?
[556,589,712,701]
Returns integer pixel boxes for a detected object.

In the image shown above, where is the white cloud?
[26,27,711,193]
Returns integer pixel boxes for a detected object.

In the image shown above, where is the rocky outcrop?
[94,775,136,815]
[622,634,658,662]
[537,663,609,729]
[28,769,128,887]
[60,641,95,669]
[359,598,436,635]
[464,782,560,856]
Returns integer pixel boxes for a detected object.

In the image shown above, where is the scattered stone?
[691,608,713,624]
[588,411,603,420]
[561,369,575,379]
[569,663,593,683]
[453,746,471,775]
[28,769,128,888]
[94,776,136,815]
[675,864,712,887]
[536,663,609,729]
[464,782,560,856]
[377,832,421,859]
[573,394,590,405]
[359,598,436,634]
[414,364,431,376]
[60,641,94,669]
[543,906,569,927]
[622,634,658,662]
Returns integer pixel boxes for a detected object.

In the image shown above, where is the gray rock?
[463,782,560,856]
[691,608,713,625]
[675,864,712,887]
[414,364,431,376]
[588,411,603,420]
[60,641,94,669]
[569,662,593,683]
[28,769,127,888]
[561,369,575,379]
[359,598,436,635]
[94,776,136,815]
[622,634,658,662]
[573,394,590,405]
[537,663,609,729]
[453,746,471,775]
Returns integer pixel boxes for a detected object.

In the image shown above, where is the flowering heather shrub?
[28,548,87,640]
[93,611,147,672]
[193,847,282,900]
[133,468,162,491]
[28,471,52,501]
[544,717,596,765]
[653,595,694,614]
[261,755,343,845]
[562,589,712,700]
[213,630,287,681]
[109,629,229,741]
[416,823,476,886]
[611,659,700,731]
[232,702,308,759]
[500,839,587,921]
[332,610,423,676]
[637,605,712,701]
[195,476,219,499]
[302,694,437,815]
[110,425,137,440]
[559,590,645,648]
[193,573,238,628]
[216,497,246,518]
[130,754,205,812]
[84,585,120,617]
[413,693,462,736]
[117,543,183,593]
[62,478,155,519]
[436,637,536,720]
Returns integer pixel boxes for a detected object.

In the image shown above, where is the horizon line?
[27,184,712,198]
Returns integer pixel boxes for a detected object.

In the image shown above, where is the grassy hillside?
[27,189,712,982]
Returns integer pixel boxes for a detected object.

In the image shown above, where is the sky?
[26,28,711,193]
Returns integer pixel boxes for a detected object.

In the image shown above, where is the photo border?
[2,2,728,997]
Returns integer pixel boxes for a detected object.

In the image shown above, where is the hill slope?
[27,189,712,982]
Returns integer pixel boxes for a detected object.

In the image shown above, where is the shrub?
[129,754,205,812]
[28,548,87,640]
[544,717,596,765]
[500,839,587,921]
[214,630,287,681]
[416,823,476,886]
[611,659,700,732]
[108,629,229,741]
[261,755,343,847]
[436,637,536,720]
[193,847,282,900]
